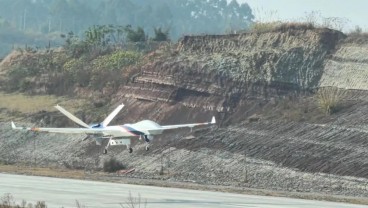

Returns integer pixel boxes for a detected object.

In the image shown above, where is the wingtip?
[211,116,216,124]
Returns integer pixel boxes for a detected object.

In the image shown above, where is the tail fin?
[11,121,27,130]
[55,105,90,128]
[101,103,124,127]
[211,116,216,124]
[11,121,16,129]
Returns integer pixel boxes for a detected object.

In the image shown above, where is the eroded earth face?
[1,27,368,200]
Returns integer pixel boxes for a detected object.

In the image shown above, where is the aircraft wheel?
[103,149,107,154]
[145,146,149,151]
[129,148,133,153]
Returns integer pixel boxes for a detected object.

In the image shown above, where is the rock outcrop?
[119,28,344,116]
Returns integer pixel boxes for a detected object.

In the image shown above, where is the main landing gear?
[103,137,112,154]
[144,135,150,151]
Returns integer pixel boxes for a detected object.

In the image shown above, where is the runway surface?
[0,173,366,208]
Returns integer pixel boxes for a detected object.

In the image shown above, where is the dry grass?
[0,193,46,208]
[120,192,147,208]
[0,92,87,120]
[248,21,282,33]
[345,32,368,44]
[249,22,315,33]
[0,92,58,113]
[315,87,346,115]
[274,22,314,32]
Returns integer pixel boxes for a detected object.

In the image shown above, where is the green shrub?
[87,50,141,89]
[92,50,141,71]
[62,31,91,58]
[19,79,32,91]
[6,66,40,91]
[62,58,91,87]
[63,58,84,72]
[125,26,146,42]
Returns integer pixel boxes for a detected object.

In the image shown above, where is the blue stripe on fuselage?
[121,125,145,136]
[91,123,103,128]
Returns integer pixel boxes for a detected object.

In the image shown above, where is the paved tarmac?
[0,173,366,208]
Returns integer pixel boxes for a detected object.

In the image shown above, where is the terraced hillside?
[1,25,368,199]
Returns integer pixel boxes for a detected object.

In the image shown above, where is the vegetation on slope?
[0,0,254,57]
[1,25,157,97]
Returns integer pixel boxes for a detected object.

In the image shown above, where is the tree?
[224,0,254,33]
[0,16,10,29]
[50,0,71,32]
[0,0,255,43]
[125,26,146,42]
[153,27,169,41]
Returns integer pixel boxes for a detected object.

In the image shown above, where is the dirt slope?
[1,26,368,198]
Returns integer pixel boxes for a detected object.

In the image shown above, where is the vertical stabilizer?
[211,116,216,124]
[54,105,90,128]
[101,103,124,127]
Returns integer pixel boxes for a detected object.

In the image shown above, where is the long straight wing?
[11,122,102,134]
[159,116,216,130]
[54,105,90,128]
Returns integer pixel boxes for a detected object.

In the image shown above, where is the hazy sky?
[238,0,368,32]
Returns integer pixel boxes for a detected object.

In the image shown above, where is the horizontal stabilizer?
[55,105,90,128]
[11,122,29,130]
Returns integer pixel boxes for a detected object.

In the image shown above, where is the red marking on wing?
[118,126,138,136]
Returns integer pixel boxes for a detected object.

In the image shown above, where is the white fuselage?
[99,120,163,138]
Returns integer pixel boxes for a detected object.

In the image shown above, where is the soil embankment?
[1,26,368,199]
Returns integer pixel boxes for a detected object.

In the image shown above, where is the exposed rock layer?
[1,27,368,198]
